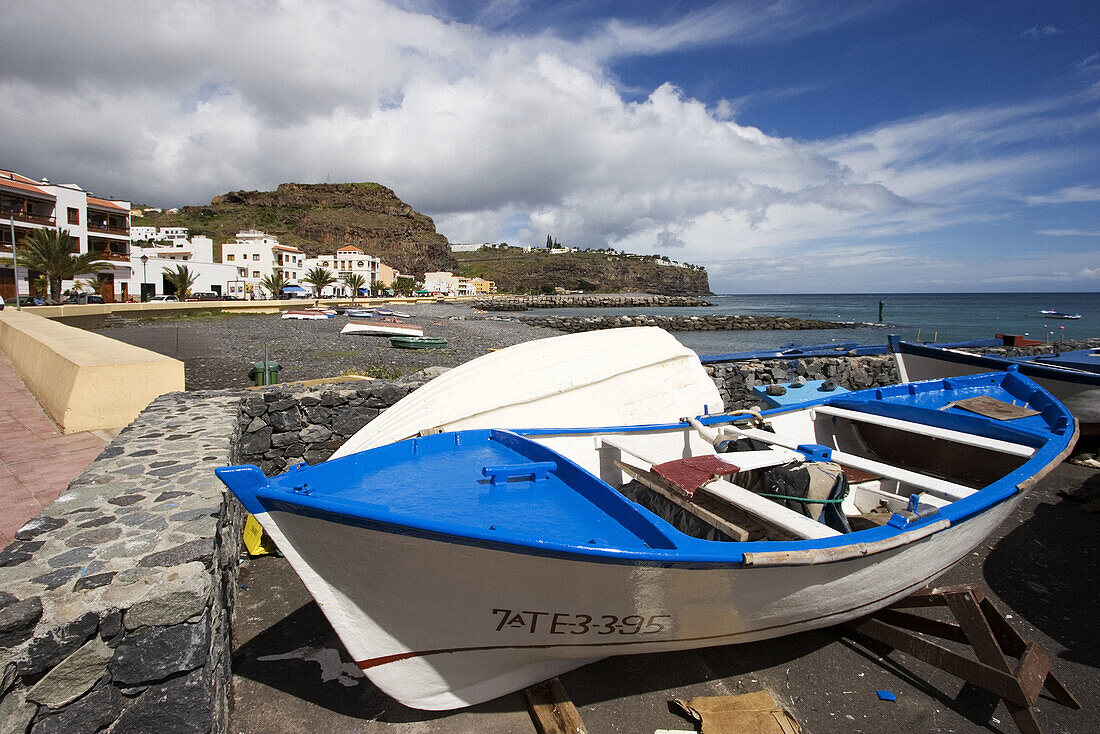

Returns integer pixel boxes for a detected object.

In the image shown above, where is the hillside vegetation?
[138,183,454,277]
[456,247,710,295]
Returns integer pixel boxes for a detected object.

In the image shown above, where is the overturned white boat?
[218,329,1076,711]
[340,318,424,337]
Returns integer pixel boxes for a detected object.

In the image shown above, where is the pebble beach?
[96,303,555,390]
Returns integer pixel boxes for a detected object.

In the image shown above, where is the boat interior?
[527,400,1039,544]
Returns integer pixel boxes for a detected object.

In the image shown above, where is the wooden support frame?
[844,584,1079,734]
[524,677,588,734]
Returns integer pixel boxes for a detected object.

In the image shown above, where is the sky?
[1,0,1098,294]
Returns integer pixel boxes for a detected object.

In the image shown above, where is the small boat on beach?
[344,308,376,318]
[217,329,1076,711]
[889,335,1100,430]
[340,319,424,337]
[375,308,412,318]
[1039,310,1082,320]
[390,335,447,349]
[281,309,334,320]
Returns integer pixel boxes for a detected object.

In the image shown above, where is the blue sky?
[0,0,1097,293]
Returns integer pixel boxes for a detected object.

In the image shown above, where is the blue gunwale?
[890,337,1100,388]
[215,371,1074,567]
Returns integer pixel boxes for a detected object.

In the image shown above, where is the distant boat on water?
[1040,310,1082,320]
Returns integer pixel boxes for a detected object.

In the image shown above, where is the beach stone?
[15,517,66,541]
[245,417,266,433]
[72,572,115,592]
[0,597,43,647]
[47,547,93,568]
[125,564,210,629]
[76,516,112,529]
[0,592,18,609]
[239,427,272,454]
[129,449,157,457]
[96,445,125,459]
[110,622,210,685]
[0,687,36,734]
[267,408,302,432]
[18,613,99,678]
[29,677,121,734]
[27,636,113,708]
[299,425,331,443]
[32,568,80,591]
[108,494,144,507]
[138,538,215,568]
[67,527,122,546]
[332,407,373,436]
[154,491,188,502]
[271,432,298,448]
[110,666,213,734]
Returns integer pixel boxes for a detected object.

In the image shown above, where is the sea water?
[530,292,1100,356]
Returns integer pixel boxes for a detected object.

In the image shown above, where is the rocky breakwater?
[707,355,900,410]
[518,313,850,333]
[472,294,712,311]
[0,389,242,734]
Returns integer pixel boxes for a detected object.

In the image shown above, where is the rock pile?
[707,356,899,410]
[518,314,849,332]
[472,294,712,311]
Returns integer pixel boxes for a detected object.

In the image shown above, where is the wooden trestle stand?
[843,583,1080,734]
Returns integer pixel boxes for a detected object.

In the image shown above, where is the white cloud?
[0,0,1097,292]
[1022,25,1063,39]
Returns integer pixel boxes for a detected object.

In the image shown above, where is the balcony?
[87,221,130,237]
[0,206,55,227]
[89,240,131,262]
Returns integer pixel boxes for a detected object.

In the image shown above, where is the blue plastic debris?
[876,690,897,702]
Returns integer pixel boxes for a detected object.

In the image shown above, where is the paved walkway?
[0,349,110,545]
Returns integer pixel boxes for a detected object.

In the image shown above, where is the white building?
[448,243,483,253]
[220,230,305,297]
[131,225,159,242]
[129,237,240,300]
[1,168,133,301]
[423,270,479,296]
[304,246,380,297]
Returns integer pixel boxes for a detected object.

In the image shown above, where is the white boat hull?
[341,319,424,336]
[332,327,722,458]
[255,494,1017,710]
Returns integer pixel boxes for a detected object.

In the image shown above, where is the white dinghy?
[331,327,723,458]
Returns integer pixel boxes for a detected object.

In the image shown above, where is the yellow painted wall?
[0,309,185,433]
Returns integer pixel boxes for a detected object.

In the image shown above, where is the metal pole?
[9,218,19,310]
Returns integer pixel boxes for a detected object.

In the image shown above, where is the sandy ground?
[95,303,556,390]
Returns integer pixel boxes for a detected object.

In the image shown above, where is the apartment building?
[422,271,493,296]
[220,230,305,297]
[303,246,381,297]
[1,168,132,301]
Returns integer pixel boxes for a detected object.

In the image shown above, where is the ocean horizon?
[532,291,1100,355]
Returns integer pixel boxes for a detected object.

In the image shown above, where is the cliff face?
[174,182,455,277]
[456,250,711,295]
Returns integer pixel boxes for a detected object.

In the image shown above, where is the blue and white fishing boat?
[889,335,1100,430]
[1039,309,1082,320]
[217,335,1075,710]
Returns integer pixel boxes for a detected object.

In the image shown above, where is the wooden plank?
[524,677,588,734]
[615,461,750,541]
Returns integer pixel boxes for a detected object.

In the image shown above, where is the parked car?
[149,295,180,302]
[4,296,51,306]
[185,291,221,301]
[62,293,104,304]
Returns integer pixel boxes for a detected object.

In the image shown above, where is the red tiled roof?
[0,175,54,200]
[272,244,304,253]
[87,196,128,212]
[0,170,42,185]
[336,246,363,253]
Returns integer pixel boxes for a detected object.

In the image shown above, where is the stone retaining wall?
[472,294,712,311]
[518,313,850,333]
[706,355,900,410]
[235,379,423,475]
[0,390,241,734]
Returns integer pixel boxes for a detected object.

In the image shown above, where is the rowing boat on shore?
[281,309,334,320]
[340,318,424,337]
[217,329,1076,711]
[889,335,1100,429]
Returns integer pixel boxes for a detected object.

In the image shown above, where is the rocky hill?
[140,183,455,277]
[455,248,711,295]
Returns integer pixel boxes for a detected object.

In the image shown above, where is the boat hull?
[341,319,424,336]
[893,343,1100,425]
[257,493,1019,710]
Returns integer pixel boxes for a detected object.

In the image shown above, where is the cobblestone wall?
[0,390,241,734]
[706,355,900,410]
[519,313,850,332]
[472,294,712,311]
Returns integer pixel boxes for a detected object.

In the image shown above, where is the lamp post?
[140,253,148,301]
[8,217,18,310]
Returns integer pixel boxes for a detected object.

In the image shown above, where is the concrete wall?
[0,309,184,433]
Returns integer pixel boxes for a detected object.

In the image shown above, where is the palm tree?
[163,264,198,299]
[302,266,337,299]
[259,271,289,299]
[18,228,109,302]
[342,272,366,302]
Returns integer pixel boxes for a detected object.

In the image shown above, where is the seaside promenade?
[0,350,111,544]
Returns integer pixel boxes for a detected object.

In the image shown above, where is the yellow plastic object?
[243,513,278,556]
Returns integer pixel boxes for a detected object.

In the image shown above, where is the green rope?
[756,493,846,504]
